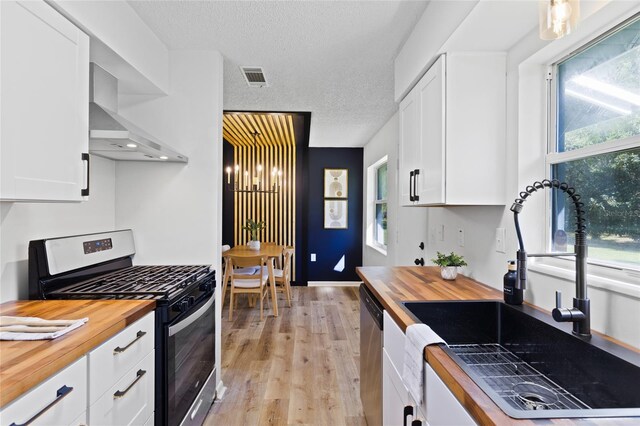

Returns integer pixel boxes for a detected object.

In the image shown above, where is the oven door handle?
[168,294,215,337]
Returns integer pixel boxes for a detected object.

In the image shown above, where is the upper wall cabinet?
[1,0,90,202]
[399,53,506,206]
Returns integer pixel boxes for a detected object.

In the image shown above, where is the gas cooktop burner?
[49,265,211,301]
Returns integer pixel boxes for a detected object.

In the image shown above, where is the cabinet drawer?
[88,311,154,403]
[89,350,155,426]
[383,310,406,372]
[0,357,87,426]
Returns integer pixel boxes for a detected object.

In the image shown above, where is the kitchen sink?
[402,300,640,419]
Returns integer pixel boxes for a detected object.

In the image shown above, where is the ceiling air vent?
[240,66,268,88]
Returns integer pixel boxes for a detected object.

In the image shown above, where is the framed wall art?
[324,168,348,199]
[324,199,348,229]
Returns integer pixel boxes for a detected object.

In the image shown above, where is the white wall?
[0,156,116,302]
[363,114,398,267]
[115,49,224,387]
[378,0,640,348]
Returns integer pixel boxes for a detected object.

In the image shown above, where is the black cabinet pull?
[113,330,146,354]
[409,171,415,202]
[414,258,424,266]
[113,369,146,399]
[411,420,422,426]
[403,405,414,426]
[413,169,420,202]
[9,385,73,426]
[81,153,90,196]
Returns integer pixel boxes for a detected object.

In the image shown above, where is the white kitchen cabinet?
[399,53,506,206]
[383,311,476,425]
[0,0,90,202]
[88,311,155,424]
[0,357,87,426]
[426,364,476,425]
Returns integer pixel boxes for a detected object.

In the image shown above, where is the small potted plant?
[431,251,467,280]
[243,219,265,250]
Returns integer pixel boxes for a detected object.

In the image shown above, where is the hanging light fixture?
[539,0,580,40]
[225,130,280,193]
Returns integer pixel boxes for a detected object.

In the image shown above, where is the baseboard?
[307,281,362,287]
[215,380,227,401]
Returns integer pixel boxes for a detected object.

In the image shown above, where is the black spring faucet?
[510,179,591,339]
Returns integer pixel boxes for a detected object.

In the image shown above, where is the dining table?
[222,244,284,317]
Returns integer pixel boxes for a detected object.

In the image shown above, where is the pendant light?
[225,130,280,194]
[539,0,580,40]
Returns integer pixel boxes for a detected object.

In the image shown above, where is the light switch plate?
[311,253,316,262]
[496,228,506,253]
[457,228,465,247]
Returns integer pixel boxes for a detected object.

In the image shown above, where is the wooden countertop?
[357,266,639,425]
[0,300,155,408]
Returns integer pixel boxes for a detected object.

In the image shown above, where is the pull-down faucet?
[511,179,591,338]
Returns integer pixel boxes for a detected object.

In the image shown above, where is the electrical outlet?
[496,228,506,253]
[311,253,316,262]
[437,225,444,242]
[457,228,465,247]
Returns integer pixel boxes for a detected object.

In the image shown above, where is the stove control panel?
[83,238,113,254]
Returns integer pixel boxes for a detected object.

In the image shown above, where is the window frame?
[545,14,640,272]
[366,155,388,255]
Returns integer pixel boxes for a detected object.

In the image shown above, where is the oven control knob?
[188,296,195,306]
[173,299,190,313]
[199,281,212,292]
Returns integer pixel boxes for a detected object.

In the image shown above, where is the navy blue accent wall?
[222,140,235,247]
[303,148,363,282]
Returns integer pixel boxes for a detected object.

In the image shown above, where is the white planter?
[248,240,261,250]
[440,266,458,280]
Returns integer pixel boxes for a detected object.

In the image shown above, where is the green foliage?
[242,219,265,241]
[431,252,467,267]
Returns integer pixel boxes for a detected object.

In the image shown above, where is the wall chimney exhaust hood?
[89,63,187,163]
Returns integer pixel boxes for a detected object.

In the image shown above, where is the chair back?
[282,246,294,279]
[229,254,267,270]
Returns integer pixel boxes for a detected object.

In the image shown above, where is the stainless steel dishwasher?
[360,284,383,426]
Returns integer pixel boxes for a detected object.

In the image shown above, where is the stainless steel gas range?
[28,229,216,426]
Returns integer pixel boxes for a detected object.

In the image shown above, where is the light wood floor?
[205,286,366,425]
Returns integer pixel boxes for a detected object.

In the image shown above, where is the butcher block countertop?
[0,299,155,408]
[356,266,639,425]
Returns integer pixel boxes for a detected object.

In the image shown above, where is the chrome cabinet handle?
[113,369,146,399]
[81,153,90,196]
[9,385,73,426]
[113,330,146,354]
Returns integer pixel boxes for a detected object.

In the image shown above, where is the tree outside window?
[550,15,640,269]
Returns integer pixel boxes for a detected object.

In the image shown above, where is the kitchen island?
[357,266,639,425]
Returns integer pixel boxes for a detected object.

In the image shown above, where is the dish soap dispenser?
[503,260,522,305]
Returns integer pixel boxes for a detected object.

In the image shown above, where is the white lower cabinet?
[88,311,155,425]
[0,312,155,426]
[0,357,87,426]
[425,364,475,426]
[89,350,155,426]
[382,311,476,426]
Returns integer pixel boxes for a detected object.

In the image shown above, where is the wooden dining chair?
[227,254,271,321]
[272,246,294,307]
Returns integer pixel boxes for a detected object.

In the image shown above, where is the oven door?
[166,293,215,426]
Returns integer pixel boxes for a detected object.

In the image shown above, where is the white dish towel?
[402,323,446,405]
[0,316,88,341]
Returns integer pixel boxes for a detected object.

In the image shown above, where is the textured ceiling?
[128,0,429,147]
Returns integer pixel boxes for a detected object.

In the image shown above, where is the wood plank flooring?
[205,286,366,425]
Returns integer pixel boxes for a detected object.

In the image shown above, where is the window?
[367,156,388,253]
[549,15,640,270]
[374,161,388,248]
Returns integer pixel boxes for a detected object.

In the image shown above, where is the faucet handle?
[555,291,562,309]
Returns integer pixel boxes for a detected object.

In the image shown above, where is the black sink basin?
[402,300,640,419]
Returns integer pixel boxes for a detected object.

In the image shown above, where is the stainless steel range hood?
[89,63,187,163]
